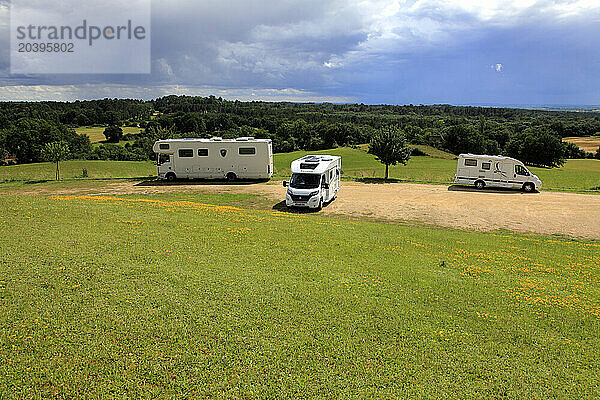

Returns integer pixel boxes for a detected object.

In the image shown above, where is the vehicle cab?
[154,142,175,180]
[513,163,543,191]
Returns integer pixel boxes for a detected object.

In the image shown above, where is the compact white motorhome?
[283,155,341,209]
[454,154,542,192]
[153,137,273,181]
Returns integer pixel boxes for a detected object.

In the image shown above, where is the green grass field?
[0,192,598,397]
[75,126,143,143]
[1,147,598,191]
[533,159,600,191]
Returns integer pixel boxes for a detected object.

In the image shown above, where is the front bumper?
[286,194,320,208]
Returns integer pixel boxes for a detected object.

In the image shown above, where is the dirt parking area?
[12,180,600,239]
[318,183,600,240]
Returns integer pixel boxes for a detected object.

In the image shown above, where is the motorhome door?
[493,161,511,187]
[321,173,329,201]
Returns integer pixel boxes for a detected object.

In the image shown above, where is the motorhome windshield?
[158,154,171,165]
[290,173,320,189]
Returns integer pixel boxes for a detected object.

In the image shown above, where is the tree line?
[1,96,599,168]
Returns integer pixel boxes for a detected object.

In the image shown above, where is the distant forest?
[1,95,599,167]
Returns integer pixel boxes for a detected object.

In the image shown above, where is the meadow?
[0,146,599,191]
[74,127,143,143]
[0,192,598,398]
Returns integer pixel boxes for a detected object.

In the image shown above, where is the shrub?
[103,126,124,143]
[410,147,428,156]
[563,142,587,159]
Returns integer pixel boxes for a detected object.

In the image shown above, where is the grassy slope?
[0,193,598,398]
[75,127,143,143]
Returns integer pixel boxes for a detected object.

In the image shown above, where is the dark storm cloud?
[0,0,599,104]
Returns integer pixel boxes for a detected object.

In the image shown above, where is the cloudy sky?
[0,0,599,105]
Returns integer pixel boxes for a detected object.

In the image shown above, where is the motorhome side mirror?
[322,183,329,189]
[283,181,288,187]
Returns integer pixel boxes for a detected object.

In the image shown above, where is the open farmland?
[75,126,143,143]
[0,192,599,398]
[564,136,600,153]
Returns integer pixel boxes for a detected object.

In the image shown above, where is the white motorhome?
[454,154,542,192]
[283,155,341,209]
[153,137,273,181]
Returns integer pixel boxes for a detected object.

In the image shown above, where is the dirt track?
[16,180,600,239]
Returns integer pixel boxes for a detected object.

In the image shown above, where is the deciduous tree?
[103,125,123,143]
[368,126,411,180]
[42,141,69,180]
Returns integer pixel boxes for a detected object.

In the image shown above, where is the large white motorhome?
[454,154,542,192]
[153,137,273,181]
[283,155,341,209]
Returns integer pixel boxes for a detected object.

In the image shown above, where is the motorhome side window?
[198,149,208,157]
[481,162,491,170]
[178,149,193,158]
[239,147,256,155]
[159,143,170,150]
[464,159,478,167]
[515,165,530,176]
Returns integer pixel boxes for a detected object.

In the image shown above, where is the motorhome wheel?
[523,182,535,193]
[166,173,176,182]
